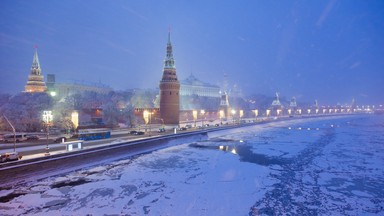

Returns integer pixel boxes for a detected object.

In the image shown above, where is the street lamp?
[143,110,152,136]
[231,109,236,124]
[219,110,224,124]
[43,110,53,156]
[192,110,198,127]
[254,109,258,121]
[3,115,16,152]
[200,110,205,128]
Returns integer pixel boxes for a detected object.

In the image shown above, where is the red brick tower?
[159,30,180,125]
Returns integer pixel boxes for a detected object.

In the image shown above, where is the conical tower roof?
[30,46,42,75]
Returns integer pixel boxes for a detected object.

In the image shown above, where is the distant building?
[46,74,112,98]
[180,74,220,98]
[271,92,283,109]
[270,92,284,116]
[24,47,47,93]
[55,82,112,98]
[159,31,180,125]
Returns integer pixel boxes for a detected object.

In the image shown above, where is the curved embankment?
[0,114,353,188]
[0,131,209,188]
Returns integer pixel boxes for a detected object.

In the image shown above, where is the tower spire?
[31,45,41,76]
[168,26,171,44]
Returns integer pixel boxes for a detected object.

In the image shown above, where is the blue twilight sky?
[0,0,383,105]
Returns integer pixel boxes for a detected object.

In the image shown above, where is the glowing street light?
[252,109,258,121]
[43,110,53,156]
[266,109,270,117]
[231,109,236,124]
[277,109,281,116]
[200,110,205,128]
[219,110,225,124]
[193,110,198,127]
[143,110,153,136]
[71,111,79,129]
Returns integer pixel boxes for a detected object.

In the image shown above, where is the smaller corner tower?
[219,91,230,119]
[159,30,180,125]
[24,46,47,93]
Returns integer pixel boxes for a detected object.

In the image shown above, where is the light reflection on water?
[189,140,290,166]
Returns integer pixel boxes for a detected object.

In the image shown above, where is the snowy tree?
[0,93,53,132]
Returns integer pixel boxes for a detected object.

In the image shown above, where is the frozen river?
[1,114,383,215]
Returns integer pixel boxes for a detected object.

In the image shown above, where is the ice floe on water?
[0,115,383,215]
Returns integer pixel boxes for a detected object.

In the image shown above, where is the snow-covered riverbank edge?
[1,114,383,215]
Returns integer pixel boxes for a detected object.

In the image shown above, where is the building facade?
[159,31,180,125]
[180,74,220,98]
[24,47,47,93]
[46,74,112,99]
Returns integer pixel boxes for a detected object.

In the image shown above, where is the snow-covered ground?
[0,115,383,215]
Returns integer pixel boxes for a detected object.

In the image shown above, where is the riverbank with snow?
[1,114,383,215]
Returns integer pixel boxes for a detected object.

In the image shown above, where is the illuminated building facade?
[159,31,180,125]
[24,47,47,93]
[180,74,220,98]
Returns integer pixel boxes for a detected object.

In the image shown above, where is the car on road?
[158,128,166,133]
[178,127,187,131]
[135,131,145,135]
[3,134,28,143]
[0,152,22,163]
[129,130,138,135]
[214,124,220,127]
[26,135,39,141]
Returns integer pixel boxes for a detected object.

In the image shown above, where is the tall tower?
[219,91,230,118]
[24,46,47,93]
[159,30,180,125]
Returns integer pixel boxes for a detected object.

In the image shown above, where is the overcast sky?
[0,0,383,105]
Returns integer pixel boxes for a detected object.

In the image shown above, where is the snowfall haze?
[0,0,383,104]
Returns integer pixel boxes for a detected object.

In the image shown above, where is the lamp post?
[43,110,53,156]
[3,115,16,152]
[143,110,153,136]
[219,110,224,125]
[192,110,197,128]
[149,112,152,136]
[231,109,236,124]
[200,110,205,128]
[253,109,258,122]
